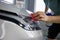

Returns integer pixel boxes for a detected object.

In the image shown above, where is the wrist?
[46,16,54,23]
[45,16,49,22]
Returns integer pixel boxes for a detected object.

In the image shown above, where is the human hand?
[31,11,48,22]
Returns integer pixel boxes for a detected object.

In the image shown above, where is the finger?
[31,13,39,18]
[33,13,39,17]
[34,15,42,20]
[33,11,41,17]
[34,12,45,17]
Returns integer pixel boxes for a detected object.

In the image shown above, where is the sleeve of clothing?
[47,23,60,39]
[44,0,60,16]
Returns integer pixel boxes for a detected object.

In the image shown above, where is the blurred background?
[0,0,60,40]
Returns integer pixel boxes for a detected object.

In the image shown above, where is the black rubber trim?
[0,15,20,26]
[0,9,18,16]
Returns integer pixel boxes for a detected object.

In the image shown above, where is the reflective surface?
[0,1,43,40]
[0,20,43,40]
[23,17,41,31]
